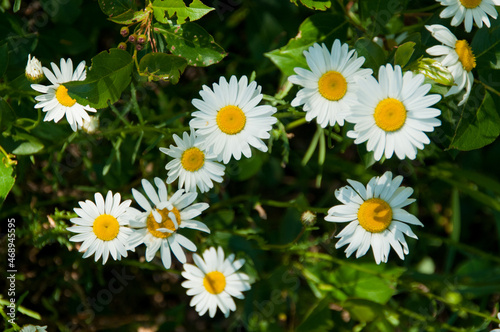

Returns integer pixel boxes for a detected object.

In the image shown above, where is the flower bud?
[412,58,454,86]
[118,42,127,51]
[25,54,44,83]
[301,211,316,226]
[120,27,129,38]
[80,116,99,134]
[136,44,143,51]
[138,34,147,44]
[128,33,137,43]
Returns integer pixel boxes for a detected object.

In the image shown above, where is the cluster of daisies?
[64,72,279,318]
[26,0,498,320]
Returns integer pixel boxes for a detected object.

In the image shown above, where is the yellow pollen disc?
[357,198,393,233]
[374,98,407,132]
[203,271,226,294]
[93,214,120,241]
[55,85,77,107]
[455,40,476,72]
[181,147,205,172]
[216,105,246,135]
[459,0,482,8]
[318,71,348,101]
[147,207,181,239]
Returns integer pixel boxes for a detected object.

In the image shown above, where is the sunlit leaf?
[138,52,187,83]
[66,48,134,109]
[152,0,214,25]
[154,22,226,67]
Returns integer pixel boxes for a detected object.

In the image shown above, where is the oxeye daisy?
[426,24,476,106]
[127,177,210,269]
[159,130,225,193]
[436,0,500,33]
[181,247,251,318]
[25,54,44,83]
[325,171,423,264]
[67,191,134,264]
[288,41,373,128]
[346,64,442,160]
[189,75,278,164]
[31,58,96,132]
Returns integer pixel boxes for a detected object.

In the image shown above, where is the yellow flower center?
[93,214,120,241]
[55,85,77,107]
[459,0,481,8]
[216,105,246,135]
[318,71,348,101]
[455,40,476,72]
[146,207,181,239]
[181,147,205,172]
[203,271,226,294]
[357,198,393,233]
[374,98,407,132]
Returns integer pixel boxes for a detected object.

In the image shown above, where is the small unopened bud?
[301,211,316,226]
[80,116,99,134]
[25,54,44,83]
[138,34,147,44]
[128,33,137,43]
[412,58,454,86]
[118,42,127,50]
[136,44,143,51]
[120,27,129,37]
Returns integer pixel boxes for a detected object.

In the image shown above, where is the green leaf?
[231,152,265,181]
[107,8,150,24]
[265,13,348,76]
[394,41,415,68]
[98,0,133,17]
[138,52,187,83]
[0,43,8,77]
[448,86,500,151]
[12,132,44,155]
[13,0,21,12]
[154,22,226,67]
[0,150,16,207]
[354,37,387,73]
[66,48,133,109]
[291,0,332,11]
[152,0,214,25]
[342,299,385,323]
[330,264,400,304]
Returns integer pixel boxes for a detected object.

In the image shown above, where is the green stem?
[285,117,307,131]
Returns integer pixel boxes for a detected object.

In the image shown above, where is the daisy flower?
[181,247,251,318]
[189,75,277,164]
[67,191,134,264]
[436,0,500,33]
[426,24,476,106]
[159,130,225,193]
[346,64,442,160]
[288,41,373,128]
[128,177,210,269]
[25,54,44,83]
[31,58,96,132]
[325,171,423,264]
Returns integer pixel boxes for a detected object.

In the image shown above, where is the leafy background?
[1,0,500,331]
